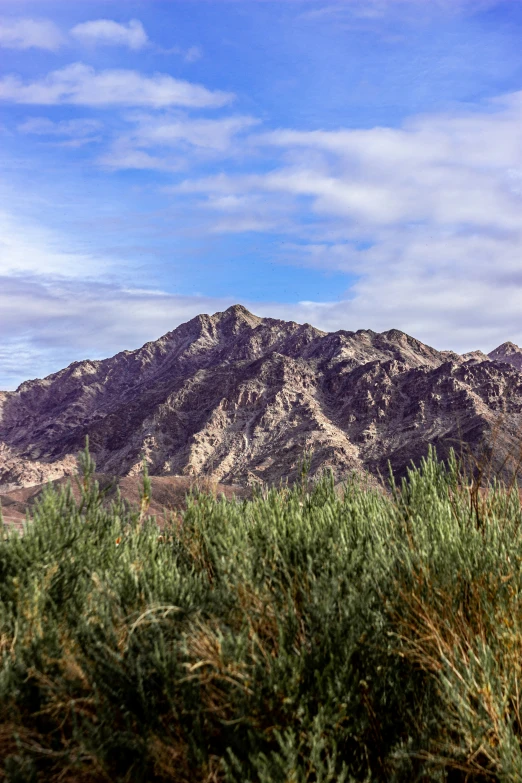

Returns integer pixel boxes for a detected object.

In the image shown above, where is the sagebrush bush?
[1,445,522,782]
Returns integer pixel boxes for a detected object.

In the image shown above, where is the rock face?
[1,304,522,492]
[488,342,522,371]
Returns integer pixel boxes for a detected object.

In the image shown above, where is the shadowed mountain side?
[1,304,522,492]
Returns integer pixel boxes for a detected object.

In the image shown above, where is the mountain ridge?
[1,305,522,493]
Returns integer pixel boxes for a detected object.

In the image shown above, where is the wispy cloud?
[18,116,103,146]
[1,1,521,383]
[0,17,64,50]
[97,113,259,171]
[70,18,149,50]
[4,262,521,391]
[126,112,258,151]
[165,89,522,349]
[0,15,202,59]
[161,43,204,61]
[98,141,183,172]
[0,274,238,389]
[250,92,522,232]
[175,89,522,232]
[184,45,203,62]
[299,0,518,21]
[0,208,113,279]
[0,63,235,108]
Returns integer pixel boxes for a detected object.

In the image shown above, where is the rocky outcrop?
[1,305,522,492]
[488,342,522,371]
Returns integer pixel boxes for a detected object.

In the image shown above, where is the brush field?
[1,446,522,782]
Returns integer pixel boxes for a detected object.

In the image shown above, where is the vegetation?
[1,444,522,782]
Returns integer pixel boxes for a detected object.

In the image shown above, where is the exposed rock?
[461,350,490,364]
[2,305,522,493]
[488,342,522,371]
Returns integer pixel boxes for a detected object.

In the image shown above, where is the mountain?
[488,342,522,371]
[1,304,522,493]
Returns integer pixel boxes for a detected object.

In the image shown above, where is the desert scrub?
[0,446,522,781]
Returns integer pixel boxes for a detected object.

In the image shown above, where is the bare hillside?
[1,305,521,492]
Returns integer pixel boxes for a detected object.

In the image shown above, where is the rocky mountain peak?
[211,304,263,333]
[491,341,521,355]
[2,307,522,494]
[461,350,490,364]
[488,341,522,370]
[219,303,260,321]
[380,328,408,342]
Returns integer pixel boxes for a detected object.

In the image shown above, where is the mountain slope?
[488,342,522,371]
[2,305,522,492]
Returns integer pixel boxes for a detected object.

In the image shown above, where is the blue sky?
[1,0,522,388]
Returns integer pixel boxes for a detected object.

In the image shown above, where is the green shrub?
[1,445,522,781]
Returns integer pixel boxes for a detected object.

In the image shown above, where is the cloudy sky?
[1,0,522,388]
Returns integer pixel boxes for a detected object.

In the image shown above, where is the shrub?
[1,445,522,781]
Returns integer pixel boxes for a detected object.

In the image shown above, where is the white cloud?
[0,17,64,50]
[245,93,522,232]
[176,90,522,234]
[0,276,238,389]
[155,43,204,60]
[168,89,522,350]
[18,117,101,136]
[0,63,234,108]
[1,195,521,388]
[185,45,203,63]
[270,228,522,349]
[299,0,515,23]
[0,209,112,279]
[0,203,236,389]
[132,112,257,150]
[3,62,522,378]
[4,263,522,391]
[18,117,102,146]
[97,113,259,171]
[70,18,149,50]
[98,141,183,172]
